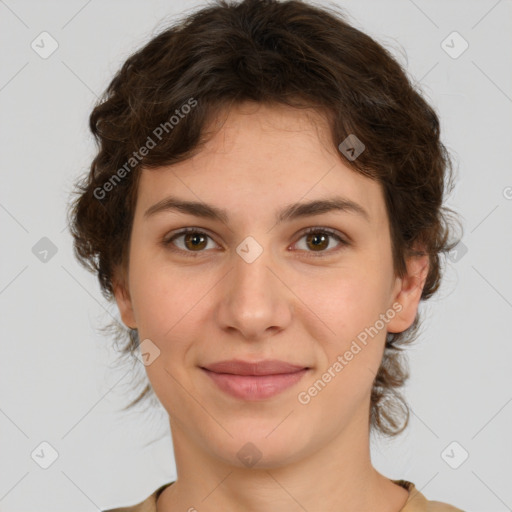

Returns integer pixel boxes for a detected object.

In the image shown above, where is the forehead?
[198,102,336,163]
[134,102,386,227]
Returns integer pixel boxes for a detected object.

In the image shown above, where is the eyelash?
[161,226,349,258]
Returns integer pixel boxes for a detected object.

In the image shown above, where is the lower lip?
[201,368,308,400]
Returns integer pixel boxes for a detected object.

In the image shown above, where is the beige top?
[104,479,464,511]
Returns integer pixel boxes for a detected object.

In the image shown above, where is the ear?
[112,270,137,330]
[386,251,429,334]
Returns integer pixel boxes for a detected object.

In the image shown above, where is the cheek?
[128,252,207,338]
[130,264,206,405]
[296,275,389,421]
[295,264,394,387]
[300,267,393,336]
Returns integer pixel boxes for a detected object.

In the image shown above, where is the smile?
[200,359,310,400]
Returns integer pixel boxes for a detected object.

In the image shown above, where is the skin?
[114,102,429,512]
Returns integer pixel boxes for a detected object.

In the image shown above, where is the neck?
[157,404,409,512]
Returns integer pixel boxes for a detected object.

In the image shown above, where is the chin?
[206,424,313,470]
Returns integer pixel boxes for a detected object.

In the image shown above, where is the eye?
[292,227,348,256]
[162,226,349,257]
[162,228,219,254]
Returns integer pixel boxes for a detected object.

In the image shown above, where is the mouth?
[200,359,310,400]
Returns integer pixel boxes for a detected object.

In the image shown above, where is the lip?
[201,359,309,400]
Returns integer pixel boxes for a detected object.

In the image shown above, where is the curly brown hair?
[68,0,459,437]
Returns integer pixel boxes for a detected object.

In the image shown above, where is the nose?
[215,241,293,342]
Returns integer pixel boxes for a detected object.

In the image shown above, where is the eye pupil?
[307,233,329,251]
[185,233,207,250]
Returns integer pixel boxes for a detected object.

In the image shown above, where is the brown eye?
[183,232,208,251]
[163,229,217,253]
[293,228,348,256]
[305,232,330,251]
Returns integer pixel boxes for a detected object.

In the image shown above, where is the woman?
[69,0,464,510]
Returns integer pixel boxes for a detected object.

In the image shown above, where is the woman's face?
[114,102,425,469]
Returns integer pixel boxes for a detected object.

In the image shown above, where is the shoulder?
[393,480,465,512]
[426,501,465,512]
[103,479,465,512]
[102,482,174,512]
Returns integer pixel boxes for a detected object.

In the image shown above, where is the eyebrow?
[143,194,370,224]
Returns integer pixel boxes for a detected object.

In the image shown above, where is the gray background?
[1,0,511,510]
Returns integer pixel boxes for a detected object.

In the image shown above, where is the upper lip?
[202,359,308,376]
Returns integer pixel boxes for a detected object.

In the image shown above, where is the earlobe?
[112,275,137,330]
[386,253,429,334]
